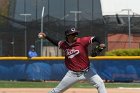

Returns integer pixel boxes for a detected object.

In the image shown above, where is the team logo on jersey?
[66,49,79,58]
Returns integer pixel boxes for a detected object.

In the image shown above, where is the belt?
[72,67,89,72]
[71,67,90,77]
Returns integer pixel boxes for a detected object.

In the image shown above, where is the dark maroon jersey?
[58,36,94,71]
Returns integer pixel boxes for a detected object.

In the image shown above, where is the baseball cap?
[65,28,79,36]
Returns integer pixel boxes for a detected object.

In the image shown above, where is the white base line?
[118,87,140,90]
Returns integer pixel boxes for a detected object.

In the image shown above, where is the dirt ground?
[0,88,139,93]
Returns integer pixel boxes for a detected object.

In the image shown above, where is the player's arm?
[92,36,103,44]
[38,32,59,46]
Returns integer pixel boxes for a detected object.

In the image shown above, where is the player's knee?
[94,79,105,89]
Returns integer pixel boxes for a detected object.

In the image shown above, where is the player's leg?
[85,68,107,93]
[48,71,80,93]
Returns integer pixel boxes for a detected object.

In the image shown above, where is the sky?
[101,0,140,15]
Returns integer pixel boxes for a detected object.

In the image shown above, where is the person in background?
[28,45,38,58]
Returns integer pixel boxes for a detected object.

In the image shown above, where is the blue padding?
[91,60,140,81]
[51,61,68,80]
[25,61,52,80]
[0,60,140,81]
[0,60,25,80]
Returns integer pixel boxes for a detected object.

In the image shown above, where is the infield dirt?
[0,88,139,93]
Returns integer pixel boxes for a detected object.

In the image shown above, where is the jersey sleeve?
[58,40,65,49]
[80,36,94,46]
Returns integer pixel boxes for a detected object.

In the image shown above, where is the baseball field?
[0,81,139,93]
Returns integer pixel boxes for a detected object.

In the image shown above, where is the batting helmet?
[65,28,79,36]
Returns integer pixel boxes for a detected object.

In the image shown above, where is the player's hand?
[38,32,46,39]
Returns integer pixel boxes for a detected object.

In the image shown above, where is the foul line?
[118,87,140,90]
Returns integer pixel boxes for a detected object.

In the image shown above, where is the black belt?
[72,67,89,72]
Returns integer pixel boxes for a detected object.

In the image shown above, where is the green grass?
[0,81,140,88]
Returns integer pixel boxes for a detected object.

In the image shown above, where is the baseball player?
[38,28,107,93]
